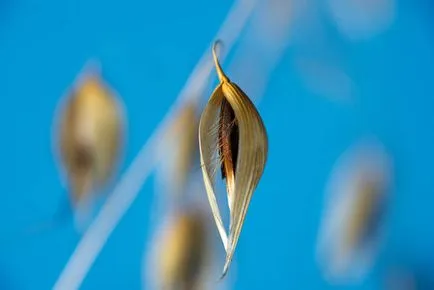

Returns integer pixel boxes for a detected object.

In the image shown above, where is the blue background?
[1,0,434,289]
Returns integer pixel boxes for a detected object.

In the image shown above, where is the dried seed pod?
[342,177,386,257]
[152,210,210,290]
[198,40,268,278]
[316,139,392,284]
[55,64,125,208]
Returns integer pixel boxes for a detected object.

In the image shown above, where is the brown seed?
[218,97,239,208]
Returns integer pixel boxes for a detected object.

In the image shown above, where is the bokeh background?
[2,0,434,289]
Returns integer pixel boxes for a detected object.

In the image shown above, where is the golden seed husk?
[198,40,268,278]
[155,210,209,290]
[343,178,384,255]
[57,66,125,206]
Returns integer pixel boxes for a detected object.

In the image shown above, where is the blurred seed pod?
[198,41,268,278]
[327,0,395,41]
[53,61,126,211]
[148,209,211,290]
[156,100,200,200]
[316,138,393,284]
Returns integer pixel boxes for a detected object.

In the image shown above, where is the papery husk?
[316,138,392,283]
[58,66,125,206]
[154,210,210,290]
[198,41,268,278]
[343,177,385,256]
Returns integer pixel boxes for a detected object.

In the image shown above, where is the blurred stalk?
[52,0,260,289]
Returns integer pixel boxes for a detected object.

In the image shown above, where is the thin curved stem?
[52,1,259,289]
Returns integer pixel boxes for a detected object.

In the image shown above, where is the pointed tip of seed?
[212,40,229,83]
[212,39,224,55]
[217,245,234,281]
[218,264,230,281]
[83,58,102,77]
[74,59,103,89]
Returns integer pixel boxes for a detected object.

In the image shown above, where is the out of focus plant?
[316,138,393,285]
[147,208,212,290]
[52,63,126,229]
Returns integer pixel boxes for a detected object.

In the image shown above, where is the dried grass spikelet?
[198,40,268,278]
[316,139,392,283]
[56,64,125,207]
[158,100,199,198]
[342,177,386,257]
[154,210,210,290]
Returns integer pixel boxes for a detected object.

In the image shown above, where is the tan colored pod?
[54,63,125,207]
[198,40,268,278]
[342,177,385,257]
[153,210,210,290]
[316,138,392,283]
